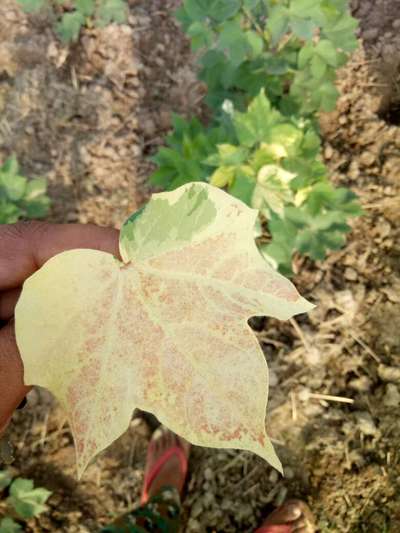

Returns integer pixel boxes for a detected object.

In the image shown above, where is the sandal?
[141,429,189,505]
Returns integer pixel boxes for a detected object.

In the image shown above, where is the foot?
[258,499,315,533]
[144,428,190,501]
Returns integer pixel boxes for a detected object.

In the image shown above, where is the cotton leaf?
[16,183,313,477]
[252,165,297,217]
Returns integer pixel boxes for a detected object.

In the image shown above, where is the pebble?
[304,347,321,366]
[191,499,203,519]
[217,473,226,486]
[383,384,400,407]
[393,20,400,29]
[324,144,334,160]
[275,486,288,507]
[363,28,379,41]
[269,469,279,484]
[378,364,400,383]
[284,466,295,479]
[298,387,311,402]
[203,492,215,508]
[348,376,372,392]
[204,467,214,481]
[269,369,278,387]
[236,503,254,521]
[344,267,358,281]
[354,411,378,436]
[187,518,201,532]
[382,44,397,63]
[159,110,171,130]
[221,498,233,511]
[142,118,156,137]
[360,151,376,167]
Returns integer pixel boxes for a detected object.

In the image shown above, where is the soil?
[1,1,400,532]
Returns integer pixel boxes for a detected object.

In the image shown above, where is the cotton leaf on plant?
[252,165,296,217]
[16,183,313,476]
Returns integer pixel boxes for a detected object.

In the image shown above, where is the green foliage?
[176,0,358,114]
[209,93,361,275]
[0,155,50,224]
[150,115,227,191]
[151,0,361,275]
[0,471,51,532]
[0,472,12,491]
[7,478,51,520]
[260,185,362,275]
[17,0,46,12]
[17,0,128,42]
[0,518,22,533]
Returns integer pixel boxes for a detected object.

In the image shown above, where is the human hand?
[0,222,119,436]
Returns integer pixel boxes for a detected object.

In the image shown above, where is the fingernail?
[287,504,302,519]
[17,397,27,410]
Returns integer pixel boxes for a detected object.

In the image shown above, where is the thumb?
[0,321,31,435]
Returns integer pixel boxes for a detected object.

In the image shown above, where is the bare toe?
[261,499,315,532]
[264,501,302,525]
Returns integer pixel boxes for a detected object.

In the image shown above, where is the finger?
[0,222,120,291]
[0,322,31,433]
[0,288,21,321]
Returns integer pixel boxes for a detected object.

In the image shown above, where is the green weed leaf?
[290,17,315,40]
[0,518,23,533]
[97,0,128,26]
[0,156,50,223]
[233,90,280,147]
[0,470,12,490]
[8,478,51,520]
[317,80,340,111]
[205,144,249,166]
[57,11,85,42]
[187,21,214,50]
[310,54,327,79]
[184,0,209,21]
[75,0,96,17]
[316,39,338,66]
[228,173,256,205]
[267,8,290,45]
[17,0,46,13]
[209,0,241,22]
[323,13,358,52]
[245,31,264,58]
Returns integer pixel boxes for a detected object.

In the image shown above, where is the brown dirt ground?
[1,0,400,531]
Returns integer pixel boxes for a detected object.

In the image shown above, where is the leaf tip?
[296,296,316,315]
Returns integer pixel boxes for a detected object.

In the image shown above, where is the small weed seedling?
[0,155,50,224]
[18,0,128,42]
[0,470,51,532]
